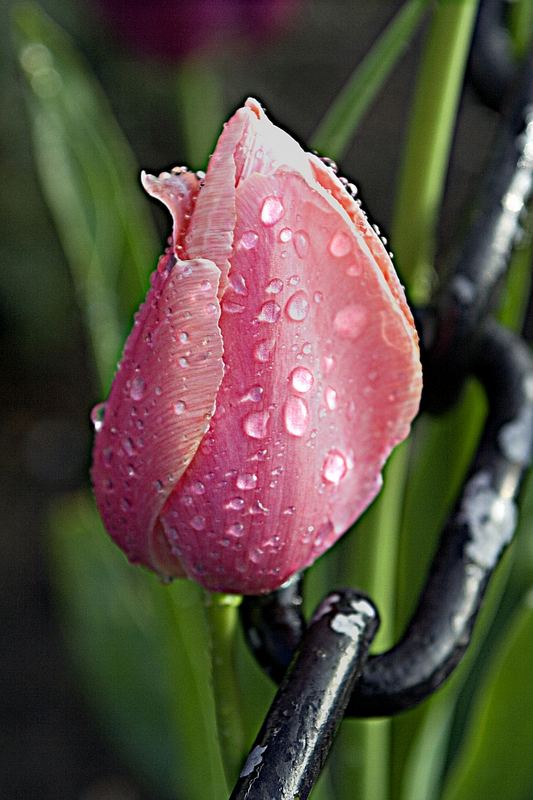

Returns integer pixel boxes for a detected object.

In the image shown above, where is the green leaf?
[49,494,227,800]
[12,2,158,391]
[310,0,431,159]
[442,593,533,800]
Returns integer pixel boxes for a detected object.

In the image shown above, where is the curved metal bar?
[241,573,304,683]
[230,591,379,800]
[422,53,533,413]
[240,322,533,716]
[468,0,517,111]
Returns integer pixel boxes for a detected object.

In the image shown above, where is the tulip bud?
[91,98,422,594]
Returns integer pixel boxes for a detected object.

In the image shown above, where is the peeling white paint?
[240,744,267,778]
[459,472,516,570]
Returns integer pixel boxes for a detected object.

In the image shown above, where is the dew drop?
[236,472,258,490]
[130,375,145,401]
[205,302,218,316]
[266,278,283,294]
[260,196,284,226]
[154,479,164,492]
[240,230,259,249]
[190,515,206,531]
[279,227,292,242]
[90,402,106,432]
[284,396,309,437]
[225,497,245,511]
[325,386,337,410]
[200,279,211,292]
[254,339,275,363]
[243,410,270,439]
[288,274,300,286]
[346,261,362,277]
[178,356,189,368]
[250,500,269,515]
[226,522,244,537]
[222,299,245,314]
[174,400,186,415]
[240,385,263,403]
[285,291,309,322]
[290,366,314,393]
[229,272,247,295]
[314,291,323,304]
[334,305,367,339]
[322,450,347,484]
[191,480,205,495]
[294,230,309,258]
[323,355,335,374]
[122,437,135,457]
[178,331,189,343]
[329,231,351,257]
[258,301,281,323]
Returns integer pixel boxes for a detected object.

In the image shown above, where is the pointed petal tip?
[244,97,264,119]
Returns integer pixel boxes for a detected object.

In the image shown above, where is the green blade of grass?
[13,2,158,391]
[311,0,431,160]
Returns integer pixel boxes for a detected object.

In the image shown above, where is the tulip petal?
[92,254,224,575]
[141,168,199,251]
[159,169,421,593]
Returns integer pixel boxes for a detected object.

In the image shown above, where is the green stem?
[310,0,431,160]
[175,57,224,169]
[205,592,246,787]
[508,0,533,59]
[392,0,480,303]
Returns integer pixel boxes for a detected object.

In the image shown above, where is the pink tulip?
[91,98,422,594]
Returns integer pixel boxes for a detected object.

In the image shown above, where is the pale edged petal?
[91,254,224,576]
[159,170,421,594]
[141,169,199,252]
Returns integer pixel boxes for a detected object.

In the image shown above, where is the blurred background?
[0,0,510,798]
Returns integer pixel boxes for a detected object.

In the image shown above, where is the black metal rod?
[240,322,533,716]
[230,591,379,799]
[241,574,305,684]
[422,52,533,413]
[468,0,517,112]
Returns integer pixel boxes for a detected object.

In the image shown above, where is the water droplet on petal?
[178,356,189,368]
[285,291,309,322]
[322,450,347,484]
[174,400,186,415]
[294,230,309,258]
[91,402,106,432]
[261,196,284,226]
[226,522,244,537]
[190,515,206,531]
[240,385,264,403]
[130,375,145,401]
[225,497,245,511]
[230,272,247,295]
[254,339,275,362]
[290,366,314,393]
[258,301,281,323]
[240,230,259,249]
[205,302,218,316]
[222,299,245,314]
[236,472,258,490]
[250,500,269,515]
[334,305,367,339]
[244,410,270,439]
[346,261,362,277]
[289,274,300,286]
[325,387,337,410]
[178,331,189,343]
[191,480,205,495]
[314,291,323,304]
[279,227,292,242]
[284,396,309,437]
[200,279,211,292]
[266,278,283,294]
[154,479,164,492]
[329,231,351,257]
[122,437,135,457]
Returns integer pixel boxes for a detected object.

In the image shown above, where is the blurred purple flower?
[95,0,301,61]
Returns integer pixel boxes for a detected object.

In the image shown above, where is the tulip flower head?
[91,98,422,594]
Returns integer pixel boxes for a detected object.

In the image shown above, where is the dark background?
[0,1,498,797]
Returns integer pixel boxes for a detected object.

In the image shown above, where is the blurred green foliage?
[9,0,533,799]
